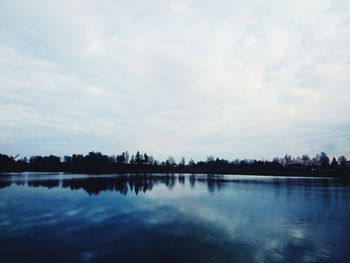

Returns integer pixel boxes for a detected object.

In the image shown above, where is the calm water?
[0,173,349,263]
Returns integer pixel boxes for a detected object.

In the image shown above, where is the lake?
[0,173,349,263]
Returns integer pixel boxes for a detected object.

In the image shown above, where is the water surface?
[0,173,349,263]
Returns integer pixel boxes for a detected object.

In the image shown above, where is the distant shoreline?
[1,151,349,179]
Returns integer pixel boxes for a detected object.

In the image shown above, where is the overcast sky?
[0,0,349,161]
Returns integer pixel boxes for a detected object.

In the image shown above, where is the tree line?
[0,151,349,177]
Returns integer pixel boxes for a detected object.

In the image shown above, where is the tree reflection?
[0,181,11,188]
[28,180,59,188]
[0,174,348,196]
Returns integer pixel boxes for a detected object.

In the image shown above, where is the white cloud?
[0,0,349,160]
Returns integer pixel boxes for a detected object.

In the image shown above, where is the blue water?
[0,173,349,263]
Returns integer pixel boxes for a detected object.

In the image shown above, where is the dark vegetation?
[0,151,349,177]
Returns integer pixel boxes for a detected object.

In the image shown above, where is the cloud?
[0,0,349,160]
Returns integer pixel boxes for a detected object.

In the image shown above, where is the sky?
[0,0,349,162]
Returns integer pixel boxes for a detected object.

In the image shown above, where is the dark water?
[0,173,349,263]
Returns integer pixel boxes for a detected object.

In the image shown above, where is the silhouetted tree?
[143,153,149,164]
[338,156,347,168]
[301,155,310,166]
[116,153,125,164]
[180,157,186,166]
[0,154,16,171]
[188,159,195,166]
[135,151,141,165]
[0,151,348,176]
[331,157,338,168]
[319,152,330,169]
[282,154,292,167]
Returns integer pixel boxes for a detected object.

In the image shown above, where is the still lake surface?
[0,173,349,263]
